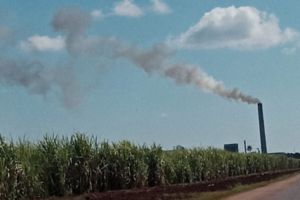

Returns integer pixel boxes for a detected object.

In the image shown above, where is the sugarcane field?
[0,133,299,200]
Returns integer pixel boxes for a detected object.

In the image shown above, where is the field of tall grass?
[0,133,299,200]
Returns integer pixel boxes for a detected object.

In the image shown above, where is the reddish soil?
[81,169,300,200]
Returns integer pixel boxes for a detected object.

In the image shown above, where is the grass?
[183,172,299,200]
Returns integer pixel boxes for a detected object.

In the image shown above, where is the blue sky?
[1,0,300,153]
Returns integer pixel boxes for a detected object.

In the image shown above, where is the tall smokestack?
[257,103,267,153]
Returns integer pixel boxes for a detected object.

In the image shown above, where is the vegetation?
[246,145,253,152]
[0,133,299,200]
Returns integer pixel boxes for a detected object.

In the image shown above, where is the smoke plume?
[163,63,260,104]
[51,6,92,54]
[0,6,260,109]
[114,43,260,104]
[52,6,261,105]
[0,57,83,109]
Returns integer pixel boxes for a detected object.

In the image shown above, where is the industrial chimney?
[257,103,267,153]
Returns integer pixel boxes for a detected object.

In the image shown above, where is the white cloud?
[20,35,65,51]
[114,0,143,17]
[167,6,298,50]
[91,10,103,19]
[151,0,171,14]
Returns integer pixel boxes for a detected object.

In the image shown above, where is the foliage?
[0,133,299,200]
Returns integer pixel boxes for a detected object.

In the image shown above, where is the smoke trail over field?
[115,43,260,104]
[164,63,260,104]
[0,6,260,109]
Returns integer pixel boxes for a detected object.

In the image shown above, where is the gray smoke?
[52,6,92,54]
[0,7,83,109]
[0,57,51,95]
[115,43,175,73]
[51,6,260,104]
[52,6,121,56]
[115,43,260,104]
[0,6,259,109]
[164,63,260,104]
[0,57,83,109]
[51,66,83,109]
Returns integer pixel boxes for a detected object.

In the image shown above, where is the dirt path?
[221,173,300,200]
[84,170,299,200]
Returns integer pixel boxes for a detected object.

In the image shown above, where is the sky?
[1,0,300,153]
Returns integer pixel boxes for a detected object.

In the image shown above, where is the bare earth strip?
[221,173,300,200]
[265,175,300,200]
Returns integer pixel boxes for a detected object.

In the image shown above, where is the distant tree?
[247,145,253,152]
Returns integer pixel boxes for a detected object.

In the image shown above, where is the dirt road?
[85,170,299,200]
[222,173,300,200]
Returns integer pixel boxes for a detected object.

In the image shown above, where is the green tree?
[247,145,253,153]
